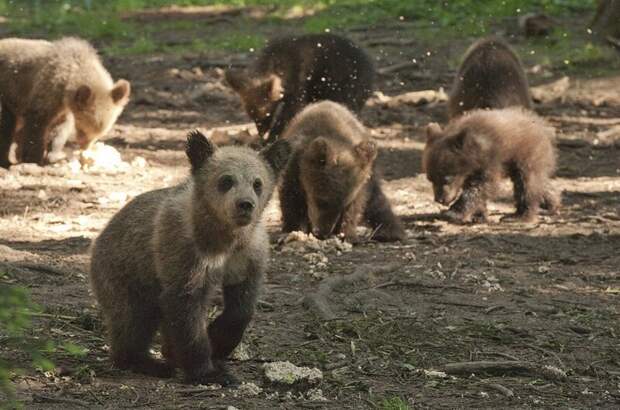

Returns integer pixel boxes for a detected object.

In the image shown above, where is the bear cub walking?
[279,101,404,242]
[448,36,532,119]
[423,107,559,223]
[90,131,290,384]
[225,33,375,144]
[0,37,130,167]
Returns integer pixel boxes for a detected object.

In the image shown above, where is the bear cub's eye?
[253,178,263,195]
[218,175,235,193]
[444,176,455,184]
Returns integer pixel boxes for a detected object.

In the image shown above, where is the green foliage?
[0,273,85,408]
[380,396,411,410]
[0,0,599,56]
[0,275,46,406]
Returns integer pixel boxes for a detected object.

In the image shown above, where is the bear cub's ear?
[260,139,291,175]
[354,140,378,165]
[425,122,443,143]
[186,129,217,174]
[111,79,131,105]
[225,69,252,93]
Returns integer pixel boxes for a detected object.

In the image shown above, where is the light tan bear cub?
[423,107,560,224]
[90,130,290,385]
[0,37,130,167]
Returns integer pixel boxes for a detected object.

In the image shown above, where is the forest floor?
[1,4,619,409]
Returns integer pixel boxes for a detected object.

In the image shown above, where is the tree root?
[441,360,567,381]
[302,263,401,320]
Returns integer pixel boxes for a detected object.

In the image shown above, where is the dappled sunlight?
[1,0,620,408]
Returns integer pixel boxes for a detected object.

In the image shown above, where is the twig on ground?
[483,382,515,397]
[0,261,80,277]
[372,280,466,292]
[177,387,222,395]
[477,351,520,362]
[88,390,104,406]
[378,61,419,75]
[606,36,620,49]
[432,300,488,309]
[366,38,417,47]
[29,312,79,321]
[302,263,401,320]
[485,305,505,314]
[522,343,566,370]
[32,393,90,408]
[441,360,567,381]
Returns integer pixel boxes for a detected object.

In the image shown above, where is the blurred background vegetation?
[0,1,603,56]
[0,0,615,75]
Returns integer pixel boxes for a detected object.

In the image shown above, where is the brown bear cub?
[423,107,560,223]
[225,33,375,144]
[0,37,130,167]
[90,131,290,385]
[448,36,532,119]
[279,101,404,242]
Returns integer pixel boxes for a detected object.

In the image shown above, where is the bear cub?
[279,101,404,242]
[90,131,290,385]
[448,36,532,119]
[423,107,560,224]
[225,33,375,144]
[0,37,130,167]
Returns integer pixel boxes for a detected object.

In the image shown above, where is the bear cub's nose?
[236,199,256,213]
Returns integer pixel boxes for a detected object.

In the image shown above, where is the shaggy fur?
[0,37,130,167]
[423,107,560,223]
[225,33,375,144]
[90,131,290,385]
[448,37,532,119]
[279,101,404,242]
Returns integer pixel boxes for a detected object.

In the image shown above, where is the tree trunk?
[590,0,620,39]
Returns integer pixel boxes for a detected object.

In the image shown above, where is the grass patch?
[518,30,620,75]
[2,0,617,78]
[380,396,411,410]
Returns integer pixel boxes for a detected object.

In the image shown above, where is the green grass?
[0,0,607,60]
[380,396,411,410]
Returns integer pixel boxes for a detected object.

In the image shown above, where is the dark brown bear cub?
[90,131,290,385]
[225,33,375,144]
[448,36,532,119]
[279,101,404,242]
[423,107,559,223]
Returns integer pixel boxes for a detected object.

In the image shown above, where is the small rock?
[230,342,252,361]
[263,361,323,385]
[235,382,262,397]
[10,163,44,176]
[423,369,448,378]
[306,388,328,401]
[131,156,148,168]
[280,231,352,254]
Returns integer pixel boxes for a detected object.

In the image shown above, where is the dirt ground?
[1,8,619,410]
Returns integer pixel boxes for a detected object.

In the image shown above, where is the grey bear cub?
[90,130,290,385]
